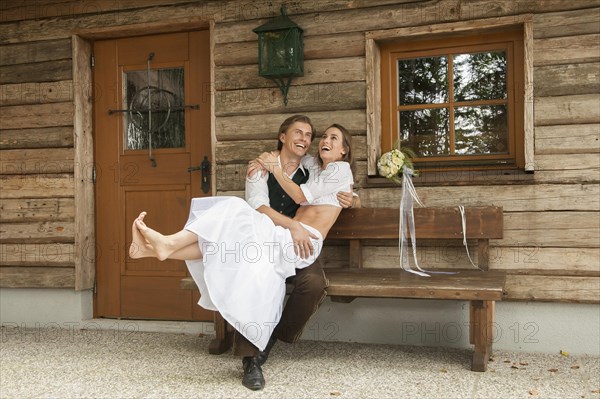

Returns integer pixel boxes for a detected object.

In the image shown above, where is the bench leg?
[208,312,233,355]
[469,300,494,372]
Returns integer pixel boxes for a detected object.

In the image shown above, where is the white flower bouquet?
[377,146,416,184]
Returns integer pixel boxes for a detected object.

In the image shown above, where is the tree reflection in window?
[397,51,508,158]
[400,108,449,156]
[454,52,506,101]
[398,56,448,105]
[124,68,185,150]
[455,105,508,155]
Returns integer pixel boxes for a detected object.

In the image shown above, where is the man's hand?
[337,190,359,208]
[289,220,318,259]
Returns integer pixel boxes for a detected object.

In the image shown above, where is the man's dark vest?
[267,168,309,217]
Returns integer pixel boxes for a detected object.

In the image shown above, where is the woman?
[129,124,354,351]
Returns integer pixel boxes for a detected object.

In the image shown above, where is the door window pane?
[398,56,448,105]
[453,51,507,101]
[400,108,450,156]
[124,68,185,150]
[454,105,508,155]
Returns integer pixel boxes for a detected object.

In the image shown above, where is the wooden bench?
[181,206,506,372]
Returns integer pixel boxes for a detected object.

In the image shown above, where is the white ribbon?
[459,205,483,271]
[399,166,430,276]
[399,166,458,277]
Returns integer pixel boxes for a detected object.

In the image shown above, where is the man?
[239,115,357,390]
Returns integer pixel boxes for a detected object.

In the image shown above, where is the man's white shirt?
[245,155,307,210]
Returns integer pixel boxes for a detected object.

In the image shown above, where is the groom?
[238,115,356,390]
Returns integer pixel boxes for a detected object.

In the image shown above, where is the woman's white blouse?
[299,156,353,207]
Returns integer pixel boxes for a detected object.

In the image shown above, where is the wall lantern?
[253,6,304,106]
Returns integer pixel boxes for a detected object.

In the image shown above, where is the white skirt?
[183,196,323,351]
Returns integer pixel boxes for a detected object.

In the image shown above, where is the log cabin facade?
[0,0,598,324]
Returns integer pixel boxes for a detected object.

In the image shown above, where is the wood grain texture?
[183,269,506,300]
[535,124,600,155]
[0,243,74,266]
[360,184,600,212]
[534,63,600,97]
[534,34,600,67]
[0,221,74,243]
[323,269,506,300]
[0,102,73,129]
[215,81,366,117]
[328,207,503,240]
[535,94,600,126]
[505,274,600,303]
[215,32,365,66]
[533,7,600,39]
[0,127,74,149]
[0,174,74,199]
[0,148,74,174]
[0,198,74,222]
[215,57,365,90]
[361,245,600,274]
[0,80,73,106]
[0,59,72,84]
[0,266,74,288]
[72,34,95,291]
[0,0,416,24]
[0,38,71,65]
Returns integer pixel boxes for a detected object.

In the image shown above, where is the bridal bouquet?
[377,147,416,183]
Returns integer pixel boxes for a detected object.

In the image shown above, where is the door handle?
[188,156,211,193]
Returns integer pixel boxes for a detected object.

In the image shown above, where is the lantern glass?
[253,6,304,105]
[258,28,303,78]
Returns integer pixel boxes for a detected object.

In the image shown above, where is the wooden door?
[94,31,212,321]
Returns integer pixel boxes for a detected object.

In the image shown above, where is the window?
[123,67,186,150]
[378,27,527,172]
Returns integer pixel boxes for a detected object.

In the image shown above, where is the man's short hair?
[277,115,316,151]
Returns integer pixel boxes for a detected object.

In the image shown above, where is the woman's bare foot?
[135,215,173,261]
[129,212,155,259]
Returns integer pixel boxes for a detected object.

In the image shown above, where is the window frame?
[365,15,534,177]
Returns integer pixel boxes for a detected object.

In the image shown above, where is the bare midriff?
[294,205,342,239]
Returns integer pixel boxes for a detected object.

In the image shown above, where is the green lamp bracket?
[271,76,293,106]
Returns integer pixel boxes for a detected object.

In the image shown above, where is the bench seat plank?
[324,269,506,301]
[182,269,507,301]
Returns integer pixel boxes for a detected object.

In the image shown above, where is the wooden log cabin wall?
[0,1,598,304]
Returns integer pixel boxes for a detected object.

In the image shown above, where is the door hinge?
[92,164,97,184]
[93,279,97,295]
[90,53,95,69]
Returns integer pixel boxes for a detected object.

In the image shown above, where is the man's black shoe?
[257,336,277,366]
[242,356,265,390]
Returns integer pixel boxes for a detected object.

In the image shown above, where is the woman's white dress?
[184,159,353,351]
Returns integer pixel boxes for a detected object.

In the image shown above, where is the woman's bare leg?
[167,243,203,260]
[135,212,199,261]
